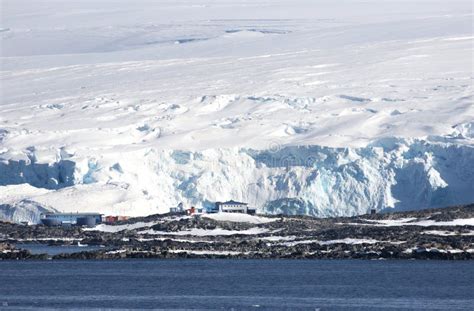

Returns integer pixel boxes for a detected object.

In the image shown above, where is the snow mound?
[0,184,56,224]
[202,213,277,224]
[83,222,157,233]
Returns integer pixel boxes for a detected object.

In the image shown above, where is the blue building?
[40,212,102,227]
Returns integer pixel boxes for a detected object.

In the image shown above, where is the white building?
[170,202,184,213]
[215,200,256,214]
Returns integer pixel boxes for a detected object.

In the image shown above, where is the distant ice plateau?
[1,0,473,222]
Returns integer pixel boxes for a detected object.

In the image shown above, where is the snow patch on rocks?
[202,213,277,224]
[139,227,270,236]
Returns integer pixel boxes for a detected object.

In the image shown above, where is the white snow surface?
[83,221,157,233]
[202,212,277,224]
[357,218,474,227]
[422,230,474,236]
[139,227,269,236]
[280,237,394,246]
[319,238,381,245]
[407,218,474,227]
[1,0,473,222]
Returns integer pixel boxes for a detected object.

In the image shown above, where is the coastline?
[1,204,473,261]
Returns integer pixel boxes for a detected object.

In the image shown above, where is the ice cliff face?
[1,138,473,222]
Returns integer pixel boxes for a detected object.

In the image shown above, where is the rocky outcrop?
[1,204,473,260]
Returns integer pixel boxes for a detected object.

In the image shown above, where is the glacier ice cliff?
[0,159,75,189]
[1,138,473,222]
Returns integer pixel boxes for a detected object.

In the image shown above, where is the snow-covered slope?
[1,0,473,222]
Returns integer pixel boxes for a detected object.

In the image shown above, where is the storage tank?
[41,218,61,227]
[76,216,96,228]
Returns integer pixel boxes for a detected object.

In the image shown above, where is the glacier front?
[1,138,473,222]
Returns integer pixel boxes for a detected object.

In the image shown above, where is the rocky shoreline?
[1,204,473,260]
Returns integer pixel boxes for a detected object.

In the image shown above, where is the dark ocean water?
[0,260,473,310]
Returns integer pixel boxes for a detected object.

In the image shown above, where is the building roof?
[41,213,103,217]
[220,200,248,206]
